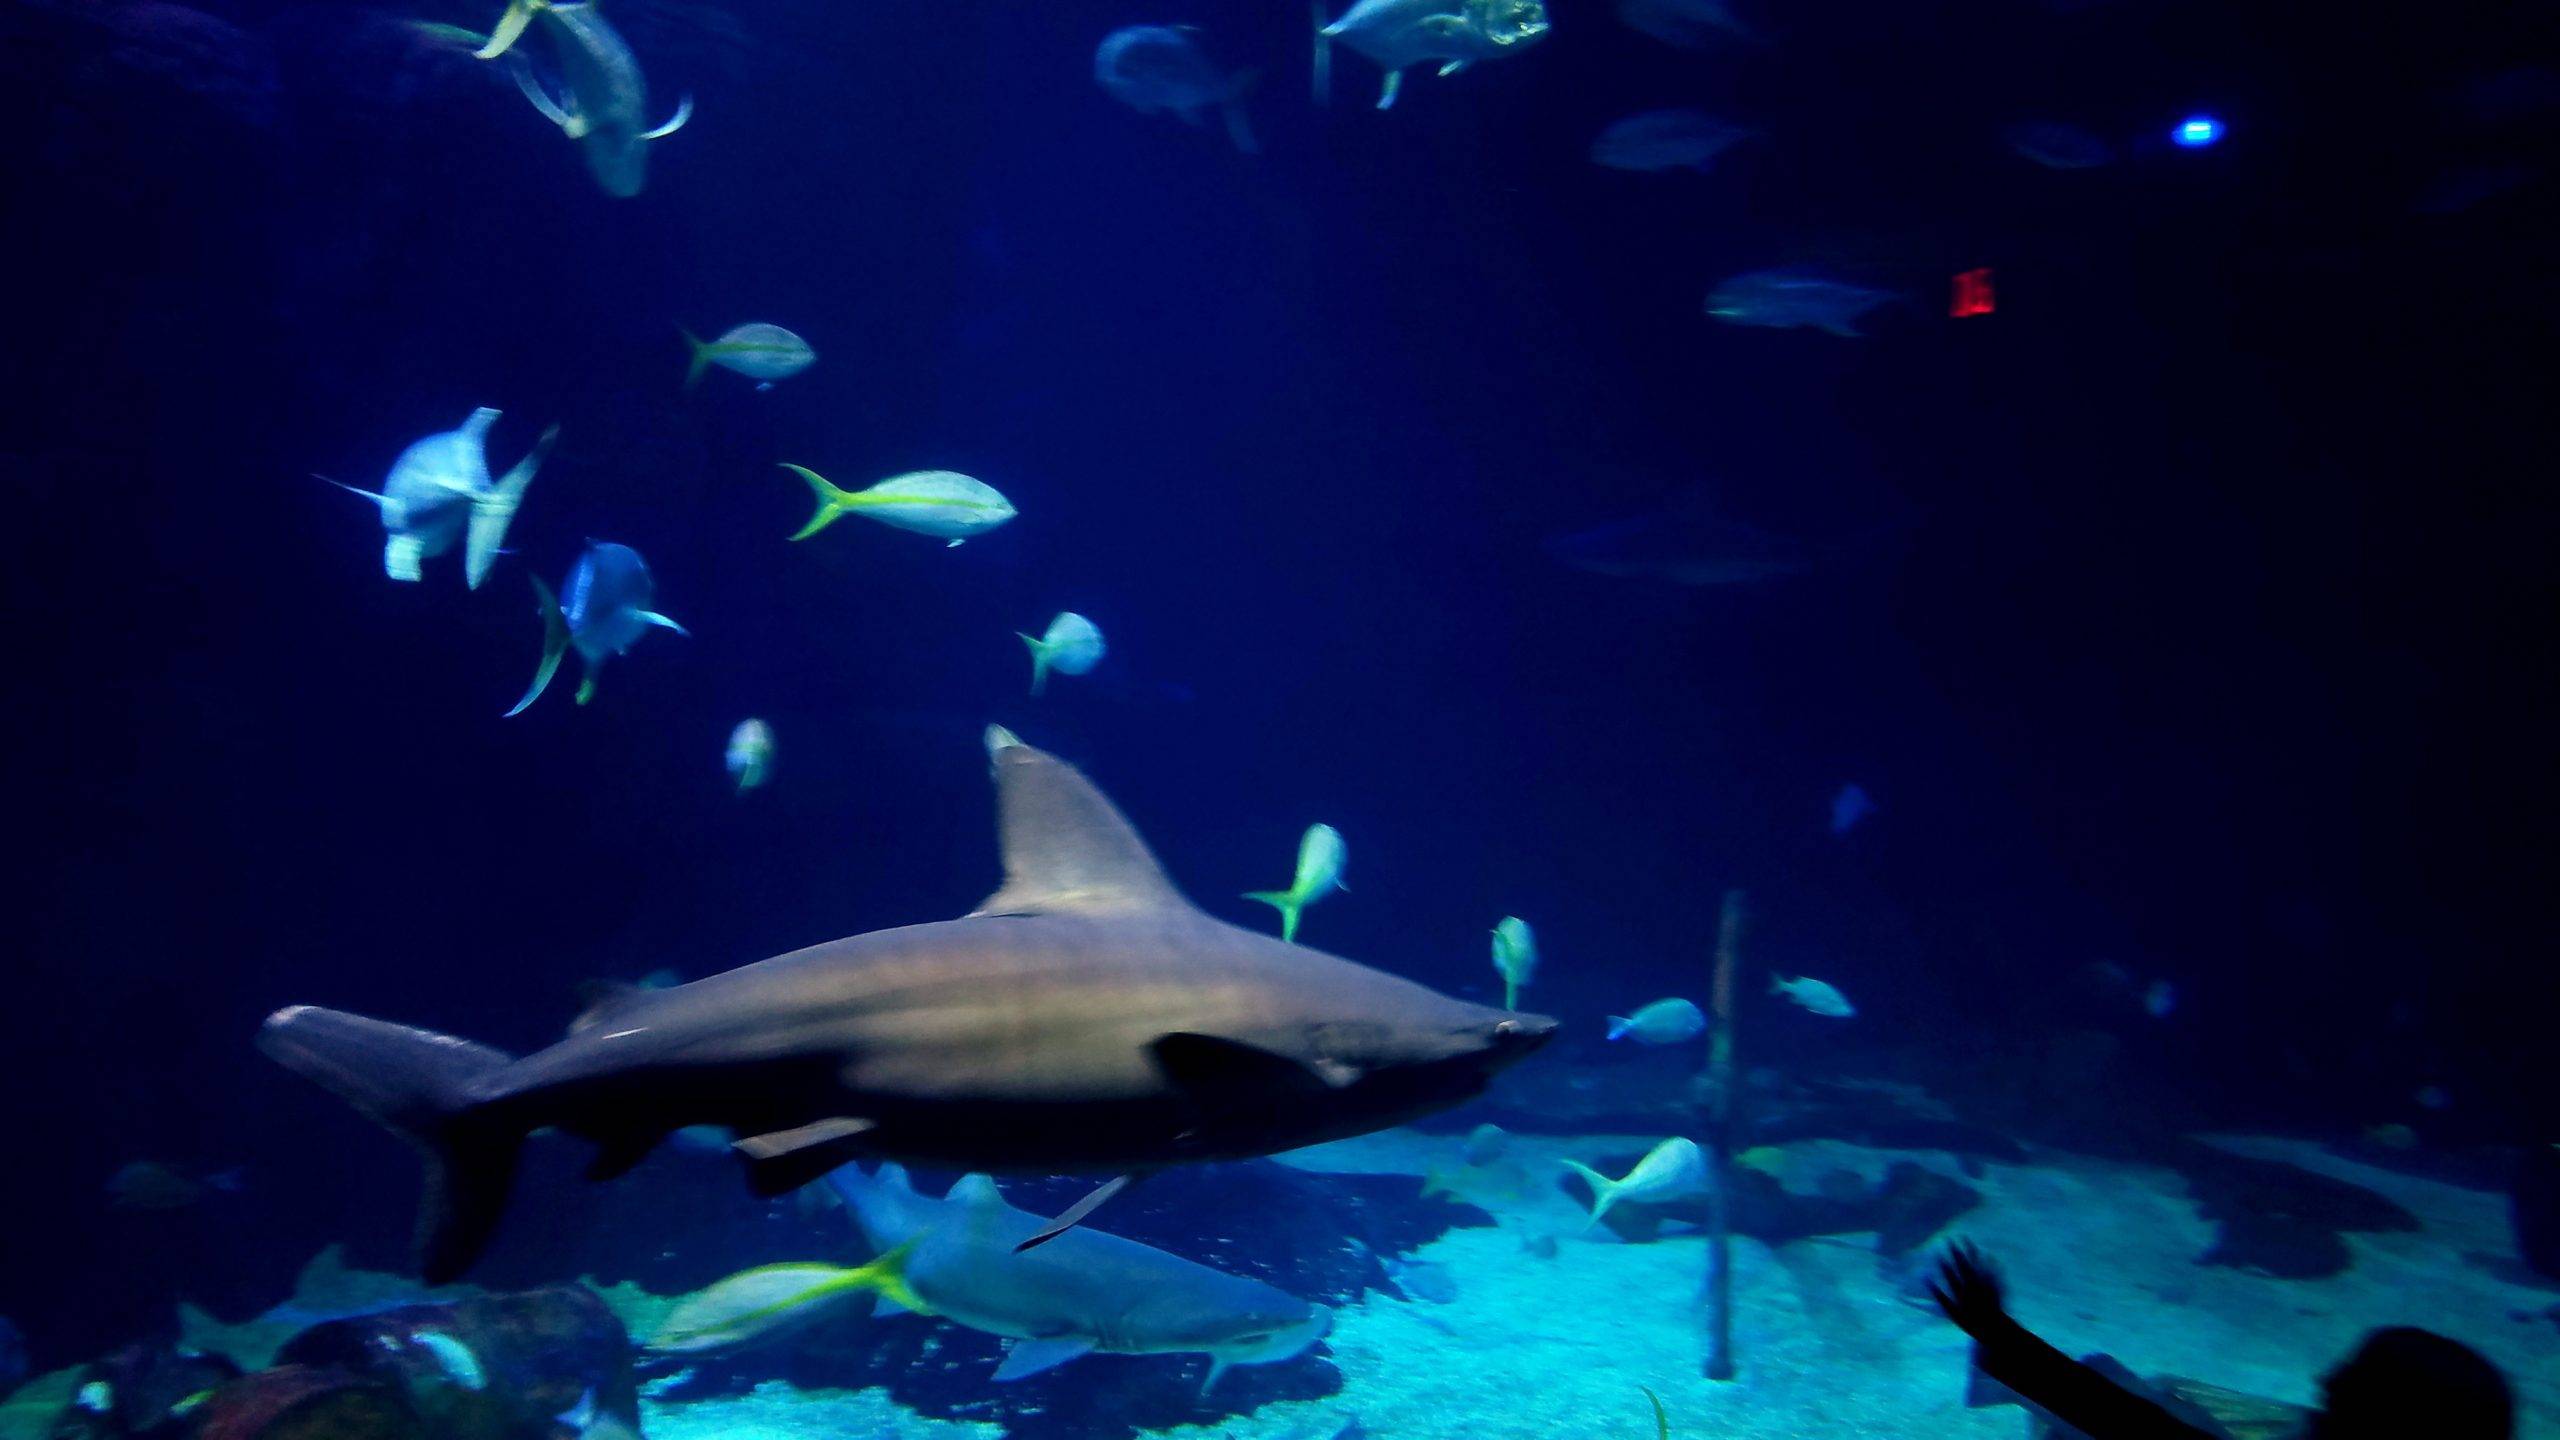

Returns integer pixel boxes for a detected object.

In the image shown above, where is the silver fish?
[507,540,686,713]
[1095,26,1258,154]
[1317,0,1551,110]
[477,0,690,197]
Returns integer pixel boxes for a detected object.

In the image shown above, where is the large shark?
[258,729,1556,1283]
[475,0,690,198]
[826,1164,1331,1391]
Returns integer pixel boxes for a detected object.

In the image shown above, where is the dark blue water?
[3,0,2554,1425]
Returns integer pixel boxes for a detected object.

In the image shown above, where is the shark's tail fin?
[466,424,555,590]
[1242,889,1305,944]
[256,1006,523,1284]
[778,463,856,542]
[1559,1159,1622,1227]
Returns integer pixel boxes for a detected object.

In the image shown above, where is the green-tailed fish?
[474,0,690,198]
[1491,916,1536,1009]
[725,718,774,794]
[1021,612,1106,696]
[1559,1137,1707,1226]
[646,1245,921,1354]
[326,408,553,590]
[1606,998,1704,1044]
[682,324,815,390]
[778,464,1018,546]
[1242,823,1346,944]
[507,541,686,715]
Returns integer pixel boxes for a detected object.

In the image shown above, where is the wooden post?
[1701,889,1745,1381]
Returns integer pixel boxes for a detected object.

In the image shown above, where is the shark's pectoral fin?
[734,1118,879,1196]
[1150,1032,1357,1101]
[991,1336,1097,1382]
[1201,1356,1234,1396]
[1013,1173,1136,1252]
[967,727,1190,919]
[641,94,693,141]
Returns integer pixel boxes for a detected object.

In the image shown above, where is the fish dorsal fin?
[968,727,1187,918]
[569,980,649,1034]
[947,1173,1006,1210]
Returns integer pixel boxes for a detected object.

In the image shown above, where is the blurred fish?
[410,1332,484,1390]
[107,1162,245,1211]
[2003,120,2112,170]
[827,1164,1331,1391]
[2142,979,2176,1019]
[1545,493,1809,586]
[1615,0,1748,48]
[508,541,686,714]
[778,465,1018,547]
[1243,823,1347,944]
[681,325,814,391]
[1830,783,1875,835]
[2362,1123,2419,1152]
[1386,1257,1458,1303]
[1316,0,1551,110]
[1607,998,1705,1045]
[1492,916,1537,1010]
[1560,1137,1708,1225]
[1590,110,1752,172]
[554,1388,640,1440]
[1707,269,1897,336]
[1021,612,1106,696]
[1461,1121,1508,1165]
[647,1248,922,1354]
[725,719,774,794]
[474,0,690,198]
[1095,26,1258,154]
[326,408,554,589]
[1770,974,1854,1017]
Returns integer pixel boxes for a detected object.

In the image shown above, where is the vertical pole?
[1701,889,1745,1381]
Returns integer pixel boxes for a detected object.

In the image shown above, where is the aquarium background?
[3,0,2556,1431]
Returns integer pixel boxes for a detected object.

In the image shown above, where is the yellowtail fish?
[646,1246,921,1354]
[1769,974,1855,1017]
[777,465,1018,546]
[682,325,815,390]
[1491,916,1536,1010]
[1560,1137,1707,1226]
[1606,997,1704,1044]
[1022,613,1106,696]
[725,719,773,794]
[1242,823,1346,944]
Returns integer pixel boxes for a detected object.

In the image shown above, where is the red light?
[1951,267,1995,318]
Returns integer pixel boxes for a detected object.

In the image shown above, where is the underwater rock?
[276,1285,635,1440]
[2513,1142,2560,1283]
[2175,1145,2418,1281]
[188,1367,417,1440]
[46,1342,241,1440]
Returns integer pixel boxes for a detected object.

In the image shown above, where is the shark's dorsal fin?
[568,979,649,1034]
[947,1174,1006,1210]
[969,728,1187,917]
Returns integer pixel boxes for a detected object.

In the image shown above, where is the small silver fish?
[1591,109,1752,172]
[1021,612,1106,696]
[1706,269,1897,337]
[507,541,686,714]
[1560,1137,1708,1224]
[1770,974,1855,1017]
[725,719,774,794]
[682,325,815,390]
[1095,26,1258,154]
[1317,0,1551,110]
[477,0,691,198]
[328,408,553,589]
[1606,998,1705,1044]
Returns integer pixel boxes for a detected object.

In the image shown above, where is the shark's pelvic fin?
[968,729,1188,918]
[992,1336,1096,1382]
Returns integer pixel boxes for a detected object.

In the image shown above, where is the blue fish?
[1830,783,1875,835]
[1706,269,1897,336]
[507,541,686,714]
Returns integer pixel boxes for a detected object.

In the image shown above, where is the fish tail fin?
[505,573,571,717]
[1768,974,1789,995]
[255,1006,523,1284]
[575,668,599,705]
[1504,978,1520,1011]
[680,328,712,389]
[466,424,555,590]
[1606,1017,1632,1041]
[1020,634,1053,696]
[840,1239,926,1315]
[779,463,855,541]
[472,0,543,59]
[1242,890,1304,943]
[1559,1159,1618,1227]
[1311,0,1332,106]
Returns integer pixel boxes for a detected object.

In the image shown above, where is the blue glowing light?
[2174,115,2225,148]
